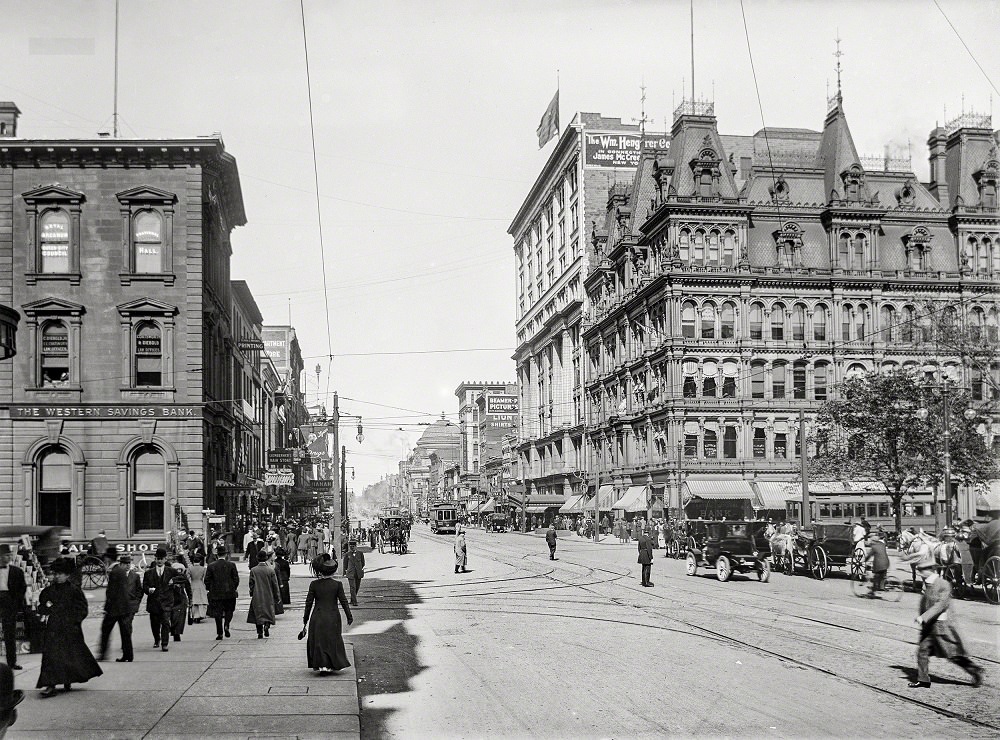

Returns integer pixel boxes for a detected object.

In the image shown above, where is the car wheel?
[716,555,731,582]
[784,551,794,575]
[686,552,698,576]
[759,559,771,583]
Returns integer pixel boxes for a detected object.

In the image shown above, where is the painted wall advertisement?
[262,327,290,371]
[584,132,670,168]
[484,394,519,430]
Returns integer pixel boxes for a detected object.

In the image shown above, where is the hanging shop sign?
[9,404,201,419]
[265,470,295,486]
[267,448,296,466]
[309,479,334,492]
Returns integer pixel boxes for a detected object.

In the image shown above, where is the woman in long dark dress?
[303,554,353,676]
[274,548,292,606]
[37,557,102,698]
[168,562,193,641]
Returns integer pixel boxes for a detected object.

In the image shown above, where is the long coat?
[188,564,209,619]
[275,556,292,605]
[344,550,365,580]
[141,565,175,614]
[36,581,103,688]
[247,563,281,626]
[104,564,142,617]
[304,577,352,670]
[454,534,467,569]
[917,576,967,659]
[637,534,653,565]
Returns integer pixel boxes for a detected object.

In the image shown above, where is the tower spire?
[833,34,844,107]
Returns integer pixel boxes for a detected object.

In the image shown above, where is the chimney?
[926,126,948,204]
[0,102,20,138]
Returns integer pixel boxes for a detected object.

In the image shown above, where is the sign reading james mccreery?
[10,404,202,418]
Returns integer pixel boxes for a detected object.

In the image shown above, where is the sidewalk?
[8,562,360,740]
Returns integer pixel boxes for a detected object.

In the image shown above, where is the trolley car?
[430,502,459,535]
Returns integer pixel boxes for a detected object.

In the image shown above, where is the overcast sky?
[3,0,998,491]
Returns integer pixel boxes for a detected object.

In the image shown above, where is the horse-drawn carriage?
[684,521,771,583]
[379,515,409,555]
[780,523,865,580]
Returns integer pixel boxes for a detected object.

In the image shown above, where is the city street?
[350,526,998,739]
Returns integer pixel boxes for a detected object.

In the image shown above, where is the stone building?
[510,112,670,517]
[582,89,999,521]
[0,103,247,547]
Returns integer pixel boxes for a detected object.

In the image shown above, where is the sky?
[2,0,998,492]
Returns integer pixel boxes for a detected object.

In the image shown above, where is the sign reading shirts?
[484,394,519,430]
[584,132,671,168]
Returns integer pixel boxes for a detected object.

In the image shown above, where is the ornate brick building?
[0,103,248,547]
[582,91,999,520]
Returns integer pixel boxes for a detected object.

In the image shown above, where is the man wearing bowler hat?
[141,547,175,651]
[98,551,142,662]
[0,546,26,671]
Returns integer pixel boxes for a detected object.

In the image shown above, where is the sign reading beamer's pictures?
[584,132,670,168]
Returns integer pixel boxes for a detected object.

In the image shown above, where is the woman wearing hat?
[302,554,353,675]
[274,548,292,606]
[167,562,192,642]
[247,549,280,638]
[187,554,209,623]
[37,557,102,698]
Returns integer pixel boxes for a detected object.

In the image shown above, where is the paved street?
[350,526,998,739]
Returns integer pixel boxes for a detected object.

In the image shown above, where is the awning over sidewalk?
[596,485,616,511]
[681,479,754,504]
[466,500,480,514]
[559,495,585,514]
[612,486,648,512]
[524,495,567,513]
[752,481,799,510]
[480,498,496,513]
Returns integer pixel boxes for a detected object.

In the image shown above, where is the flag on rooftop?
[536,89,559,148]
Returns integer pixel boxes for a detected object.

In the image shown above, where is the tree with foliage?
[809,369,998,534]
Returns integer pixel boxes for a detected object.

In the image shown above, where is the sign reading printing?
[585,132,671,168]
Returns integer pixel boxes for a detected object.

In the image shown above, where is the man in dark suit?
[637,527,654,587]
[344,540,366,606]
[204,545,240,640]
[0,545,26,670]
[141,547,175,652]
[909,556,982,688]
[545,524,558,560]
[98,551,143,662]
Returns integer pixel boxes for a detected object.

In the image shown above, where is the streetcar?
[430,502,459,534]
[786,492,938,536]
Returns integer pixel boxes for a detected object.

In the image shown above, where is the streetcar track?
[401,528,998,730]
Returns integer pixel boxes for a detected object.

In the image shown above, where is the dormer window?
[774,222,803,268]
[903,226,932,272]
[972,151,999,208]
[689,142,721,199]
[699,171,713,197]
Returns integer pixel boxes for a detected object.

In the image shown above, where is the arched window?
[813,305,827,341]
[40,321,69,387]
[749,304,763,340]
[856,305,868,342]
[752,428,766,458]
[722,231,736,267]
[678,230,690,261]
[990,238,1000,274]
[814,363,828,400]
[902,306,915,342]
[842,304,853,341]
[750,361,766,398]
[723,426,737,459]
[702,361,717,397]
[133,211,164,273]
[681,302,696,339]
[772,362,786,399]
[838,233,851,267]
[40,210,71,273]
[972,368,984,401]
[880,305,896,342]
[703,428,718,458]
[720,303,735,339]
[722,360,738,397]
[699,172,713,198]
[37,448,71,527]
[701,304,716,339]
[853,233,867,269]
[978,238,990,273]
[134,322,162,387]
[132,447,165,534]
[770,305,785,340]
[793,362,807,399]
[692,231,705,263]
[707,231,720,265]
[969,308,985,342]
[791,304,806,341]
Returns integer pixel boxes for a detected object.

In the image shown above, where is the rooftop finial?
[834,34,843,106]
[634,78,648,137]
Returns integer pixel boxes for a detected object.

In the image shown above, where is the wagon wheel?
[758,559,771,583]
[809,546,828,580]
[685,552,698,576]
[79,555,108,590]
[983,555,1000,605]
[850,549,866,579]
[716,556,732,582]
[784,551,795,576]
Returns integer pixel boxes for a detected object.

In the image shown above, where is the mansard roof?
[816,98,862,200]
[665,114,740,199]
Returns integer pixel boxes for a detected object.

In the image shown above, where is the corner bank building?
[0,102,247,547]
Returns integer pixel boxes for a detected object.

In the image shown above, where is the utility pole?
[330,392,341,569]
[341,444,347,523]
[676,441,684,522]
[799,409,810,528]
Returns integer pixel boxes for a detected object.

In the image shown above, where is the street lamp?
[915,366,978,528]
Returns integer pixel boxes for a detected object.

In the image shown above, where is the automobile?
[685,520,772,583]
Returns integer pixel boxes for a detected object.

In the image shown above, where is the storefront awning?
[597,485,616,511]
[480,498,496,513]
[559,495,585,514]
[682,479,754,503]
[466,500,480,514]
[613,486,648,512]
[752,481,799,510]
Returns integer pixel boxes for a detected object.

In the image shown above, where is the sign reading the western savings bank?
[584,132,670,168]
[10,404,202,419]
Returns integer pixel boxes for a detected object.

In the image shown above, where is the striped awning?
[596,485,616,511]
[559,495,585,514]
[612,486,648,512]
[480,498,496,513]
[466,501,480,514]
[752,481,800,510]
[682,479,754,503]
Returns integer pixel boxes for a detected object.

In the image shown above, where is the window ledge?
[120,273,176,286]
[119,388,177,401]
[25,272,82,286]
[23,386,83,401]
